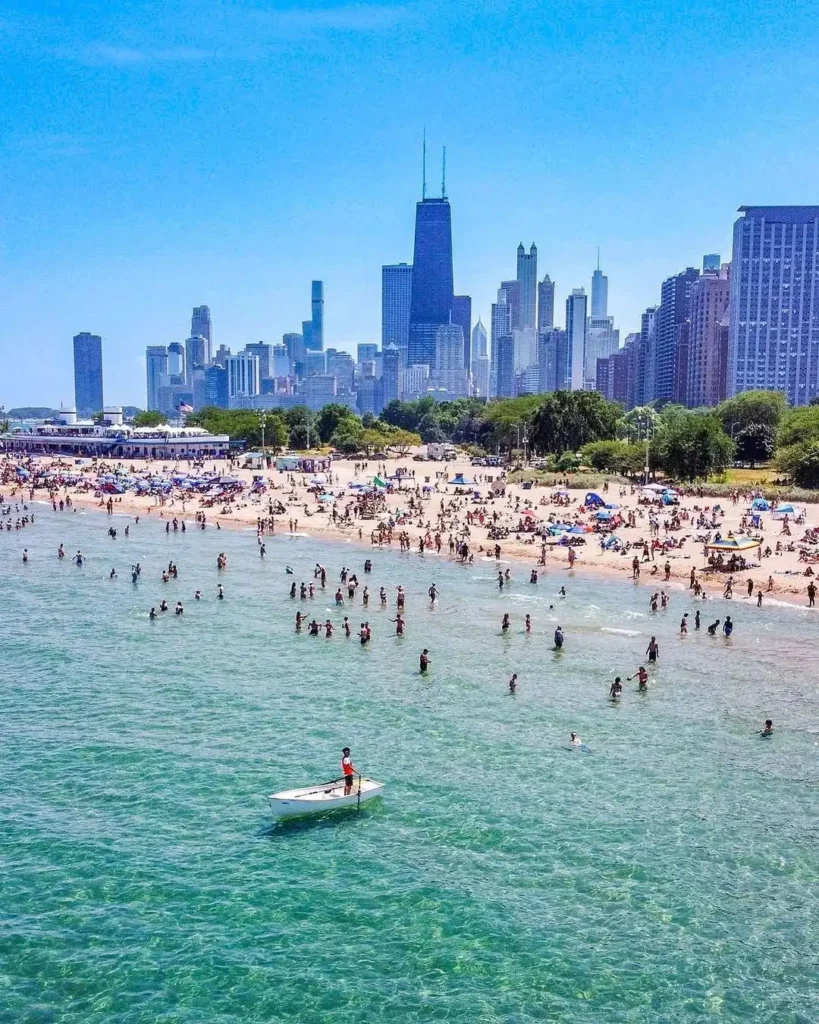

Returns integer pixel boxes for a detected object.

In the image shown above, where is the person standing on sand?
[808,581,816,607]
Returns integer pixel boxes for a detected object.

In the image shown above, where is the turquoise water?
[2,507,818,1023]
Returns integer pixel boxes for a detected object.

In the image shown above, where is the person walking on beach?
[808,581,816,607]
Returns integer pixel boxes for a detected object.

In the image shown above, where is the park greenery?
[182,388,819,488]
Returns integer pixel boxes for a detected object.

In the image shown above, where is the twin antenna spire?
[421,128,447,200]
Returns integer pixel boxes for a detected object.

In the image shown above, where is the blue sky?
[2,0,818,408]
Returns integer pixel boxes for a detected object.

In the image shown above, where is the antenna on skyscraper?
[442,146,447,199]
[422,127,427,200]
[597,247,601,271]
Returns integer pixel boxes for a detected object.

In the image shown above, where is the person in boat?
[341,747,358,795]
[609,677,622,698]
[760,719,773,736]
[420,648,430,673]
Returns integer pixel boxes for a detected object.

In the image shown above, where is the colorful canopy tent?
[772,503,803,519]
[704,537,761,552]
[751,498,770,511]
[585,492,605,507]
[448,473,476,486]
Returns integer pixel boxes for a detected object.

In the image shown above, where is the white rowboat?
[269,776,384,818]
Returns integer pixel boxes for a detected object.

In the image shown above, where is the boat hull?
[269,777,384,818]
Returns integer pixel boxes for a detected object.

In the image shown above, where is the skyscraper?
[500,280,521,333]
[191,306,212,362]
[434,323,468,396]
[301,280,324,351]
[728,206,819,405]
[655,267,700,404]
[451,294,472,369]
[73,332,103,415]
[636,306,660,406]
[537,275,555,332]
[408,196,454,367]
[490,288,513,397]
[381,345,401,407]
[244,342,272,381]
[495,335,516,398]
[146,345,169,411]
[516,243,538,329]
[226,352,260,401]
[357,343,379,364]
[185,336,209,382]
[565,289,588,390]
[585,317,619,389]
[687,264,731,407]
[471,319,489,397]
[591,259,608,318]
[167,341,185,381]
[382,263,413,356]
[538,329,566,394]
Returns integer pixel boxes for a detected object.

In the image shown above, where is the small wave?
[601,627,641,637]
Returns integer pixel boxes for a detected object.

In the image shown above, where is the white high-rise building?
[585,317,619,389]
[227,352,260,402]
[566,289,588,390]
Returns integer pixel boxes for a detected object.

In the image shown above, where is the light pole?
[258,410,267,458]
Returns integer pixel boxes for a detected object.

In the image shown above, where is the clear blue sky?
[2,0,818,408]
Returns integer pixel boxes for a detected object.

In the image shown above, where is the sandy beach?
[5,448,818,607]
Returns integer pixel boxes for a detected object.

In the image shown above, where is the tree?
[283,407,317,449]
[330,418,364,454]
[185,407,288,448]
[263,417,290,453]
[777,406,819,448]
[652,412,734,481]
[133,410,169,427]
[529,391,622,455]
[735,423,775,467]
[776,441,819,488]
[316,403,359,444]
[579,439,633,473]
[717,390,788,434]
[390,429,422,456]
[810,395,819,407]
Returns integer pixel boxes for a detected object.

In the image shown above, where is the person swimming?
[570,732,582,746]
[760,719,773,736]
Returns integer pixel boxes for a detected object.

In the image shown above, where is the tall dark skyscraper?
[73,332,103,414]
[516,243,537,329]
[408,197,454,367]
[303,281,324,351]
[451,294,472,369]
[537,275,555,332]
[655,267,700,403]
[191,306,212,362]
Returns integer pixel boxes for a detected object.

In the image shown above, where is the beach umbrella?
[595,509,613,520]
[705,537,761,552]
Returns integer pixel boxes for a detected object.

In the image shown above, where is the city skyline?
[4,0,818,407]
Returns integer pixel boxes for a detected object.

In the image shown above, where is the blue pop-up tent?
[585,492,605,507]
[751,498,770,511]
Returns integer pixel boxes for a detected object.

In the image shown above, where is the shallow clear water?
[2,506,818,1023]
